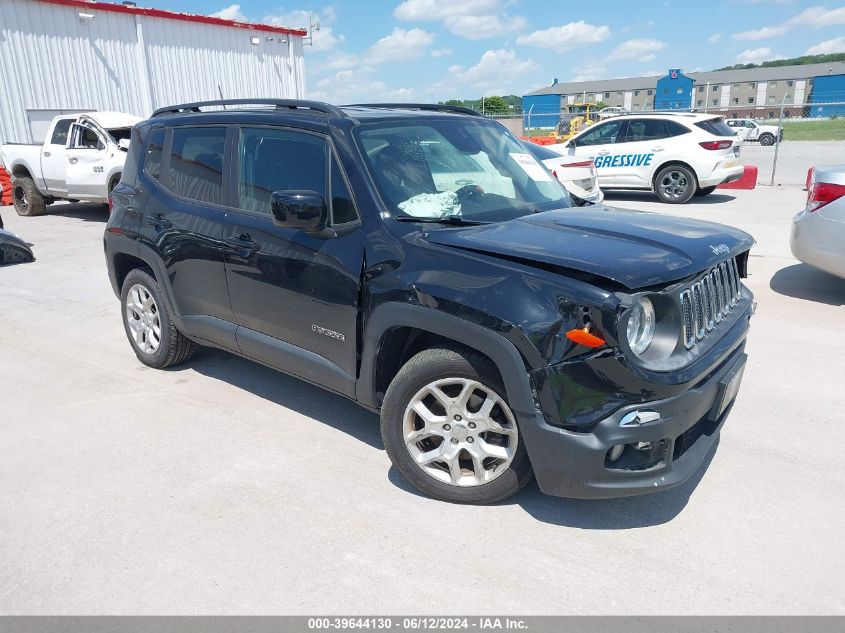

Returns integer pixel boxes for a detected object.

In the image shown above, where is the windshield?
[355,118,571,222]
[106,127,133,143]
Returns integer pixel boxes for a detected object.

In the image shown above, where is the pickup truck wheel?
[654,165,697,204]
[759,133,775,146]
[121,269,194,369]
[381,347,533,504]
[12,176,47,217]
[694,186,717,197]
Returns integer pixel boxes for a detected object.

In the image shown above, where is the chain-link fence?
[491,102,845,187]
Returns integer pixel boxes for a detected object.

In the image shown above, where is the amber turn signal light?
[565,327,606,348]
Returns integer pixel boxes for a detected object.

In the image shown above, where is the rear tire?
[381,347,534,504]
[120,268,194,369]
[12,176,47,217]
[759,133,775,146]
[654,164,697,204]
[694,186,717,197]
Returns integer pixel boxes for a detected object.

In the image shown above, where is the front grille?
[680,258,742,349]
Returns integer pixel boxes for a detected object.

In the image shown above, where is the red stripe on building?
[35,0,308,37]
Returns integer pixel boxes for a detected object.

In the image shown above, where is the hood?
[80,111,142,131]
[424,206,754,290]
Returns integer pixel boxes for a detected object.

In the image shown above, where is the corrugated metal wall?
[0,0,306,144]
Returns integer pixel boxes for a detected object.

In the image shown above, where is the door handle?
[650,146,665,152]
[145,214,172,229]
[596,150,610,156]
[43,151,51,157]
[68,157,78,164]
[225,234,258,251]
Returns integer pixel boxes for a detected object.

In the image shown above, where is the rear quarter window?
[695,118,736,137]
[143,128,166,181]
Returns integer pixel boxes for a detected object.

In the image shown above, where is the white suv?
[549,113,744,204]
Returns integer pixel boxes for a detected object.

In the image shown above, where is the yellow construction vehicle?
[549,103,597,142]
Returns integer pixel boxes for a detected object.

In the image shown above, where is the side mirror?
[118,139,130,152]
[270,190,327,232]
[566,139,576,148]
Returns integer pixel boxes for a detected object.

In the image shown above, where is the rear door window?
[623,119,666,143]
[169,127,227,205]
[50,118,74,146]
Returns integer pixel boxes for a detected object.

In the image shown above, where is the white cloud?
[805,36,845,55]
[735,47,785,64]
[443,14,528,40]
[263,8,342,53]
[434,49,538,94]
[394,0,526,40]
[733,25,787,41]
[732,6,845,41]
[607,38,666,62]
[309,67,417,103]
[365,28,435,64]
[210,4,247,21]
[516,21,611,50]
[431,48,452,57]
[707,33,721,44]
[569,66,607,83]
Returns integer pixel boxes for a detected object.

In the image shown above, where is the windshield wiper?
[395,216,488,226]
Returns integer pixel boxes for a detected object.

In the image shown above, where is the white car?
[521,141,603,205]
[597,106,629,119]
[0,111,140,216]
[726,118,783,146]
[790,165,845,279]
[548,113,744,204]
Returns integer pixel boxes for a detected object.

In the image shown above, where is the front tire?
[694,186,717,197]
[12,176,47,217]
[654,164,697,204]
[120,269,194,369]
[759,133,775,146]
[381,347,533,504]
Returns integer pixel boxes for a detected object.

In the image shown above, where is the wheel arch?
[10,162,33,180]
[358,303,535,417]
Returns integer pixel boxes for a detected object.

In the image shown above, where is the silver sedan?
[790,165,845,280]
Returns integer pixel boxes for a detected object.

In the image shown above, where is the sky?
[152,0,845,102]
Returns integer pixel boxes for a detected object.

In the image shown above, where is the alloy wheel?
[125,283,161,354]
[13,185,28,212]
[402,377,518,487]
[659,170,689,199]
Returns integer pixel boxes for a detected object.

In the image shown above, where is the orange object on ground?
[717,165,757,190]
[0,165,12,206]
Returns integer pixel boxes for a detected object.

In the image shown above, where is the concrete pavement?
[1,188,843,614]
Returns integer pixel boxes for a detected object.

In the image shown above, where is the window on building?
[785,94,793,103]
[604,92,610,98]
[733,83,740,89]
[769,81,778,88]
[732,97,739,105]
[749,82,756,89]
[697,100,703,107]
[616,91,622,97]
[712,85,719,92]
[787,80,794,87]
[747,97,755,104]
[647,89,653,96]
[634,90,640,96]
[676,87,684,94]
[238,127,327,215]
[712,99,719,106]
[168,126,227,205]
[768,96,777,104]
[50,119,74,146]
[144,127,166,181]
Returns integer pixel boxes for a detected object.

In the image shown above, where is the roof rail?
[344,103,483,117]
[151,99,346,118]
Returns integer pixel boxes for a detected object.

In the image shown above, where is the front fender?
[358,302,537,417]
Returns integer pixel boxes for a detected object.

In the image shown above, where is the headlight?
[626,297,656,355]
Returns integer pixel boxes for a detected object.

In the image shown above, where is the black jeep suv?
[105,99,754,504]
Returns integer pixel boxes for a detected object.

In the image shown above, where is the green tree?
[481,96,509,115]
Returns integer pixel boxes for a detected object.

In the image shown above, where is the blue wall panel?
[522,94,561,129]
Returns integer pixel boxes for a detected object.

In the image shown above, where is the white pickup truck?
[725,118,784,146]
[0,112,141,216]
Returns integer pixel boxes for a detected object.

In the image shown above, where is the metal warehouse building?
[0,0,307,145]
[524,62,845,126]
